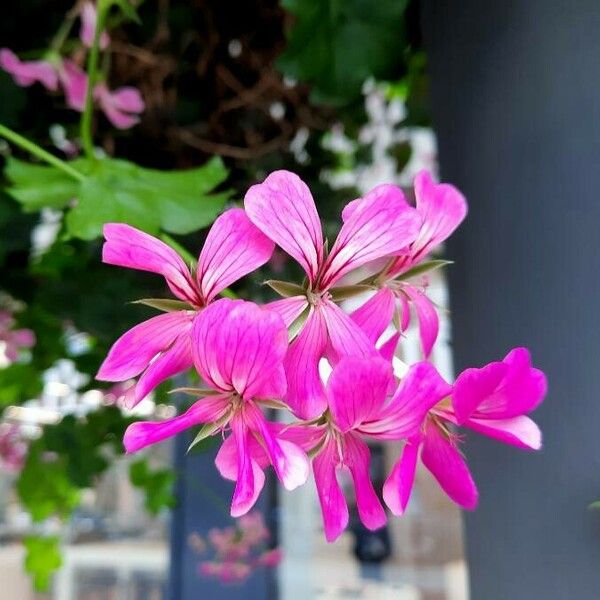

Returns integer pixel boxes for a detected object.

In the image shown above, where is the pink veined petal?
[326,356,393,432]
[245,403,309,490]
[244,170,323,284]
[192,299,288,400]
[319,184,421,289]
[0,48,58,90]
[282,307,328,419]
[197,208,274,302]
[123,395,229,453]
[360,362,452,440]
[97,311,194,381]
[397,291,411,332]
[344,434,387,531]
[278,423,327,453]
[402,284,439,358]
[102,223,200,304]
[383,437,420,516]
[58,60,88,111]
[411,169,468,261]
[215,431,269,480]
[421,421,478,510]
[378,332,400,363]
[130,334,193,407]
[265,296,308,327]
[80,1,110,49]
[350,287,395,345]
[321,300,376,364]
[464,415,542,450]
[230,415,265,517]
[313,438,349,543]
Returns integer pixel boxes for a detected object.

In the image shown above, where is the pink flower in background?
[383,347,546,515]
[94,84,145,129]
[0,310,36,363]
[348,170,467,357]
[0,49,58,90]
[58,59,88,111]
[288,356,451,542]
[96,209,274,406]
[191,511,282,584]
[79,1,110,49]
[123,299,309,516]
[245,170,422,418]
[0,424,28,472]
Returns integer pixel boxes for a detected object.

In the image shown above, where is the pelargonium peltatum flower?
[348,170,467,357]
[123,299,309,516]
[0,48,58,90]
[97,209,274,406]
[383,347,547,514]
[244,170,422,418]
[288,356,451,542]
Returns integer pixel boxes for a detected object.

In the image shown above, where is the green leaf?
[397,259,453,281]
[133,298,194,312]
[265,279,305,298]
[278,0,409,105]
[110,0,141,23]
[329,284,375,301]
[589,501,600,510]
[0,364,43,411]
[129,459,176,515]
[23,536,62,592]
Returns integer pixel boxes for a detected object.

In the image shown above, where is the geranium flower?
[244,170,422,418]
[79,1,110,49]
[96,209,274,406]
[287,356,451,542]
[0,48,58,90]
[94,83,145,129]
[347,169,467,357]
[123,299,309,516]
[383,347,546,514]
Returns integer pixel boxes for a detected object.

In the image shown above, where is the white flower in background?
[31,208,62,256]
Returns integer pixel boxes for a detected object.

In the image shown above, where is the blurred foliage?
[24,536,63,591]
[130,458,177,515]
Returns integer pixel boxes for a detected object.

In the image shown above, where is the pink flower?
[348,170,467,357]
[244,170,422,418]
[96,209,274,405]
[58,59,88,111]
[199,560,252,584]
[383,347,546,515]
[0,424,28,472]
[0,48,58,90]
[123,299,309,516]
[94,84,145,129]
[288,356,451,542]
[80,1,110,49]
[0,310,36,363]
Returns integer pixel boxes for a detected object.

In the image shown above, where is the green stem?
[0,124,85,182]
[80,0,109,159]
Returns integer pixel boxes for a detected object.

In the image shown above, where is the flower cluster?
[97,169,547,542]
[0,423,28,472]
[189,511,282,584]
[0,308,35,365]
[0,2,144,130]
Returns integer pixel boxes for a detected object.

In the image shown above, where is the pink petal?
[266,296,308,327]
[192,299,288,400]
[319,184,421,289]
[464,415,542,450]
[360,362,452,439]
[58,60,88,111]
[123,395,229,453]
[402,284,439,358]
[197,208,274,302]
[383,437,420,515]
[95,84,144,129]
[397,291,411,332]
[421,421,478,509]
[244,170,324,284]
[106,86,145,113]
[11,329,36,348]
[0,48,58,90]
[80,1,110,49]
[283,307,328,419]
[378,332,400,362]
[411,169,468,261]
[97,311,194,381]
[344,434,387,531]
[327,356,393,432]
[130,334,193,406]
[313,438,349,543]
[102,223,200,304]
[215,431,269,480]
[321,300,376,364]
[350,287,395,345]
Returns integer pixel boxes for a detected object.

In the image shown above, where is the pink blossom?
[383,347,546,515]
[0,310,36,363]
[244,171,422,418]
[287,356,451,542]
[0,48,58,90]
[58,59,88,112]
[79,1,110,49]
[94,84,145,129]
[123,299,309,516]
[0,424,28,472]
[348,170,467,357]
[96,209,274,405]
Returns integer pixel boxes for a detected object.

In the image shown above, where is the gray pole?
[422,1,600,598]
